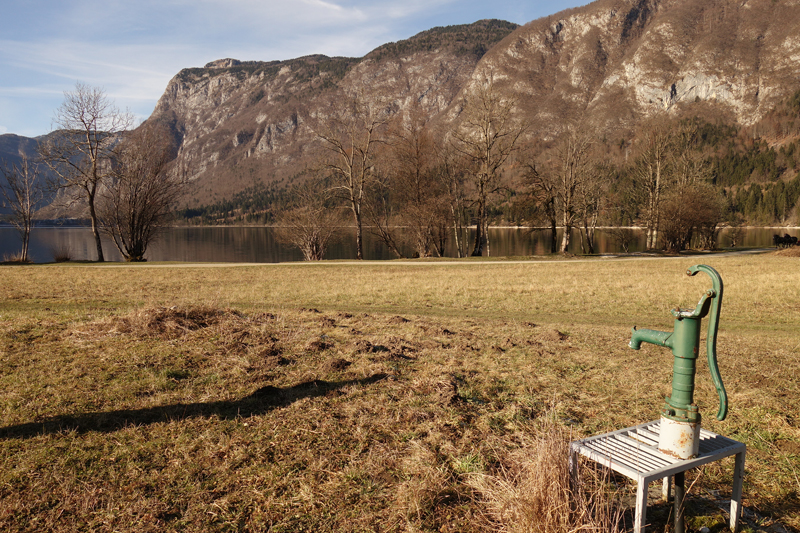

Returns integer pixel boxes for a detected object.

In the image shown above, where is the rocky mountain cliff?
[151,20,518,206]
[482,0,800,136]
[150,0,800,208]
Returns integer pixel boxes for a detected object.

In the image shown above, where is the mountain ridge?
[5,0,800,214]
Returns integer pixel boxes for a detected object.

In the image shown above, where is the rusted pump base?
[658,416,700,459]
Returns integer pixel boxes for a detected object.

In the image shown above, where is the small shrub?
[50,244,73,262]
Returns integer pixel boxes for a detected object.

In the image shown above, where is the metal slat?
[615,435,678,467]
[574,444,642,480]
[603,437,667,470]
[588,439,662,474]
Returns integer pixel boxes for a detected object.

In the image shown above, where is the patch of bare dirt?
[323,358,352,372]
[306,338,334,352]
[93,306,231,339]
[319,316,337,328]
[541,329,569,342]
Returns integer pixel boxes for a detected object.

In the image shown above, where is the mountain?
[150,19,519,206]
[481,0,800,135]
[148,0,800,209]
[0,134,41,174]
[7,0,800,214]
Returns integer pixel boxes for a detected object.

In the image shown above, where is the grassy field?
[1,252,798,532]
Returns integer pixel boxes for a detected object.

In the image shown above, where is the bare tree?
[1,157,44,262]
[672,120,711,188]
[39,82,133,261]
[524,160,559,253]
[98,121,182,262]
[363,176,406,259]
[436,144,472,258]
[538,127,597,253]
[275,181,343,261]
[576,161,611,254]
[381,104,448,257]
[451,72,525,256]
[315,92,387,260]
[660,183,724,253]
[632,117,674,249]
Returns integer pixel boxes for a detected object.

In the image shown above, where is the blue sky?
[1,0,588,138]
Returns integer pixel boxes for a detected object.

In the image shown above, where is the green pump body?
[629,265,728,425]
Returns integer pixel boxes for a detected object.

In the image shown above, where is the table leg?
[674,471,685,533]
[635,478,648,533]
[730,449,745,532]
[662,476,671,501]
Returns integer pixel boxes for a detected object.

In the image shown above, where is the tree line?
[269,76,800,260]
[5,79,800,263]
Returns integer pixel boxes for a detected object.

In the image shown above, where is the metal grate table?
[570,420,745,533]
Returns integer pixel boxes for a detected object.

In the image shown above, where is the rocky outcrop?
[151,21,517,205]
[480,0,800,138]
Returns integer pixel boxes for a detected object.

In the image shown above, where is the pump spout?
[629,326,673,350]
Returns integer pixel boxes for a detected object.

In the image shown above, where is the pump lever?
[688,265,728,421]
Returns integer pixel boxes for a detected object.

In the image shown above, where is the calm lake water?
[0,226,797,263]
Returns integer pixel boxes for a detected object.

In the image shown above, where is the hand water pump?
[629,264,728,459]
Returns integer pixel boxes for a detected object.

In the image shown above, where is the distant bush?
[50,244,72,262]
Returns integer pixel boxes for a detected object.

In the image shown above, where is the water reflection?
[0,226,797,263]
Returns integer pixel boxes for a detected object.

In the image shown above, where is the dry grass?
[466,418,623,533]
[1,251,31,264]
[773,246,800,257]
[0,254,798,532]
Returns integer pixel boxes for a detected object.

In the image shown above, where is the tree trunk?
[484,217,491,257]
[87,189,104,262]
[452,212,463,258]
[560,221,571,253]
[472,195,486,256]
[355,221,363,260]
[21,232,30,262]
[352,198,364,260]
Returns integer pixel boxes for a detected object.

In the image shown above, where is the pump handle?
[687,265,728,421]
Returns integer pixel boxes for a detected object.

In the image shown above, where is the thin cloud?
[302,0,345,12]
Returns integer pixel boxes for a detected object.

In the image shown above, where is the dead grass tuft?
[468,420,623,533]
[113,305,229,338]
[542,329,569,342]
[773,246,800,257]
[1,252,31,264]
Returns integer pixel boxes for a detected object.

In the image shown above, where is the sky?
[1,0,588,138]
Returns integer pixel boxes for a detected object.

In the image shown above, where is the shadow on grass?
[0,374,388,440]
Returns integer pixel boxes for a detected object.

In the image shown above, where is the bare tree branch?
[98,121,183,262]
[1,157,44,262]
[38,82,133,261]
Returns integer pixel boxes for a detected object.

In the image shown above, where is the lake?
[0,226,797,263]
